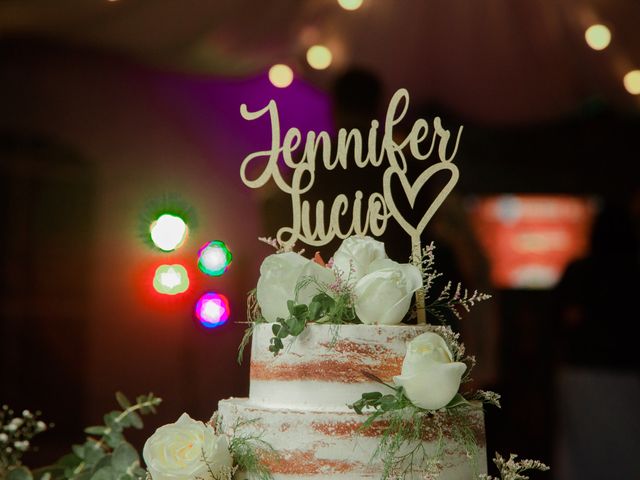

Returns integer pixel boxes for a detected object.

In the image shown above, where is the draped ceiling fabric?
[1,0,639,124]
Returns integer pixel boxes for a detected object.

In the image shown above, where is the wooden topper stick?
[412,235,426,325]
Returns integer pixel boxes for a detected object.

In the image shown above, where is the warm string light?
[269,64,294,88]
[306,45,333,70]
[584,24,611,51]
[337,0,364,11]
[623,70,640,95]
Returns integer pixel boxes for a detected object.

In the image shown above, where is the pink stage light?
[195,292,230,328]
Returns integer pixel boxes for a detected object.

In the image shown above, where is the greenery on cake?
[238,235,491,358]
[348,325,496,479]
[1,395,274,480]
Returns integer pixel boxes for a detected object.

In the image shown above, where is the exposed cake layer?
[219,398,486,480]
[250,324,431,410]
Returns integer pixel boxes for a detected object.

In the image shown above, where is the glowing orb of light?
[198,240,232,276]
[584,24,611,51]
[337,0,364,11]
[306,45,333,70]
[153,264,189,295]
[195,293,230,328]
[150,214,188,251]
[623,70,640,95]
[269,64,294,88]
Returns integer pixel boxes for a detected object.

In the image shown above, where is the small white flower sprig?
[1,393,160,480]
[0,405,50,478]
[479,452,550,480]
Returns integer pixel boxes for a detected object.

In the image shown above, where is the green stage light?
[198,241,232,276]
[150,214,188,251]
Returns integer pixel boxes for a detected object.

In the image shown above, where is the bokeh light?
[198,240,232,276]
[337,0,364,10]
[269,64,294,88]
[149,214,188,251]
[153,264,189,295]
[306,45,333,70]
[195,293,230,328]
[584,24,611,51]
[623,70,640,95]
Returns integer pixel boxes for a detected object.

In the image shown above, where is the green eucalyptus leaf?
[115,392,131,410]
[112,442,139,473]
[361,392,383,401]
[56,453,82,469]
[84,442,106,464]
[131,467,147,479]
[271,324,281,336]
[91,455,113,474]
[285,317,305,336]
[446,393,470,409]
[104,412,123,432]
[104,431,125,449]
[85,426,108,436]
[380,395,397,411]
[75,472,92,480]
[128,412,143,429]
[286,300,295,315]
[7,466,33,480]
[72,444,86,459]
[91,466,115,480]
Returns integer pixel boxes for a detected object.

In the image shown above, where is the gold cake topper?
[240,88,463,323]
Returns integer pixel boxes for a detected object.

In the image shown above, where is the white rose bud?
[36,421,47,432]
[256,252,335,322]
[353,259,422,325]
[332,236,388,282]
[143,413,233,480]
[0,433,8,443]
[394,332,467,410]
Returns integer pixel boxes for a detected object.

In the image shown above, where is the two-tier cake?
[218,323,486,479]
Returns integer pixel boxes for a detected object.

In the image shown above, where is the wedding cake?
[218,323,486,479]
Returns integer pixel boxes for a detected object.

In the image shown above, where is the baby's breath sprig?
[411,243,491,325]
[0,405,50,476]
[479,452,550,480]
[427,281,492,324]
[257,237,303,255]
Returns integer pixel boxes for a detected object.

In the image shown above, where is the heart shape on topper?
[383,162,460,240]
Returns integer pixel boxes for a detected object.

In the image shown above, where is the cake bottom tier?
[218,398,487,480]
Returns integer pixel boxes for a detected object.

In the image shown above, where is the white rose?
[394,332,467,410]
[353,259,422,325]
[332,236,387,282]
[143,413,233,480]
[256,251,335,322]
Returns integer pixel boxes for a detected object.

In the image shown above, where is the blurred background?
[1,0,639,478]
